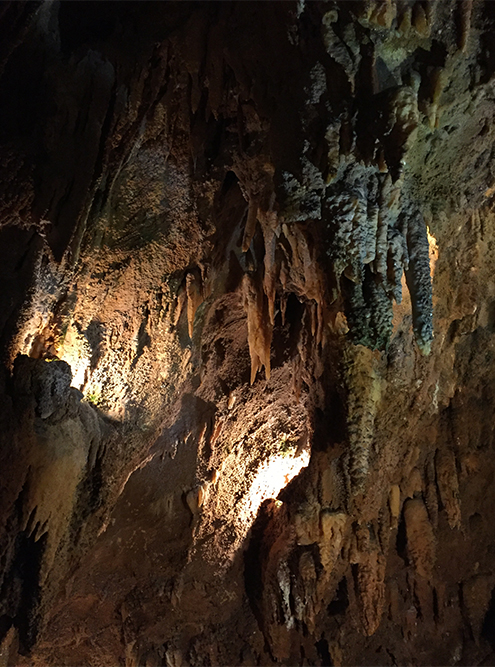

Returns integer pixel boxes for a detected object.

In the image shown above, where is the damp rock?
[404,212,433,354]
[13,355,73,420]
[435,449,461,529]
[403,497,436,580]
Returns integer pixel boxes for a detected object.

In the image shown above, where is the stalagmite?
[344,345,382,492]
[403,467,423,499]
[354,549,387,636]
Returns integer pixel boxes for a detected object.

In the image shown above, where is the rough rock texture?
[2,1,495,665]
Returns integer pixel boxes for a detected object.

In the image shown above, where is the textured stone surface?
[1,1,495,665]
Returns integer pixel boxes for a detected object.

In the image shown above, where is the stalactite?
[404,212,434,354]
[402,467,423,500]
[185,272,203,339]
[326,168,407,349]
[389,485,401,529]
[186,485,206,515]
[342,268,393,351]
[282,222,300,272]
[242,273,272,384]
[354,549,387,636]
[316,302,324,348]
[325,120,342,183]
[292,355,303,400]
[281,224,322,304]
[342,278,370,347]
[374,174,401,275]
[368,275,394,350]
[280,293,287,325]
[260,211,279,326]
[403,497,436,580]
[458,0,473,53]
[435,449,461,529]
[326,184,364,284]
[301,235,323,306]
[321,9,360,89]
[425,67,446,130]
[411,2,430,37]
[374,209,389,278]
[295,550,317,629]
[424,455,439,528]
[387,227,409,303]
[309,301,317,338]
[173,288,187,327]
[319,510,347,573]
[381,85,419,182]
[241,198,259,253]
[209,418,224,450]
[364,202,379,264]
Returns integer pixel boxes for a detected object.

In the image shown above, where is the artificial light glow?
[56,322,91,391]
[61,351,89,391]
[427,226,438,276]
[238,449,310,525]
[190,434,311,567]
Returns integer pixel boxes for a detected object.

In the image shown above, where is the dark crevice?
[10,531,47,654]
[327,577,349,617]
[244,499,278,656]
[69,451,105,547]
[316,636,333,666]
[482,588,495,649]
[396,511,407,563]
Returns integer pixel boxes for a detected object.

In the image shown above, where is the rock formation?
[1,1,495,665]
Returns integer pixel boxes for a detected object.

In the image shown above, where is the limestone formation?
[0,2,495,665]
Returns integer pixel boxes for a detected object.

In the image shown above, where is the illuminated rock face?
[2,1,495,665]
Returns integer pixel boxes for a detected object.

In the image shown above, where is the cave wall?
[2,1,495,665]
